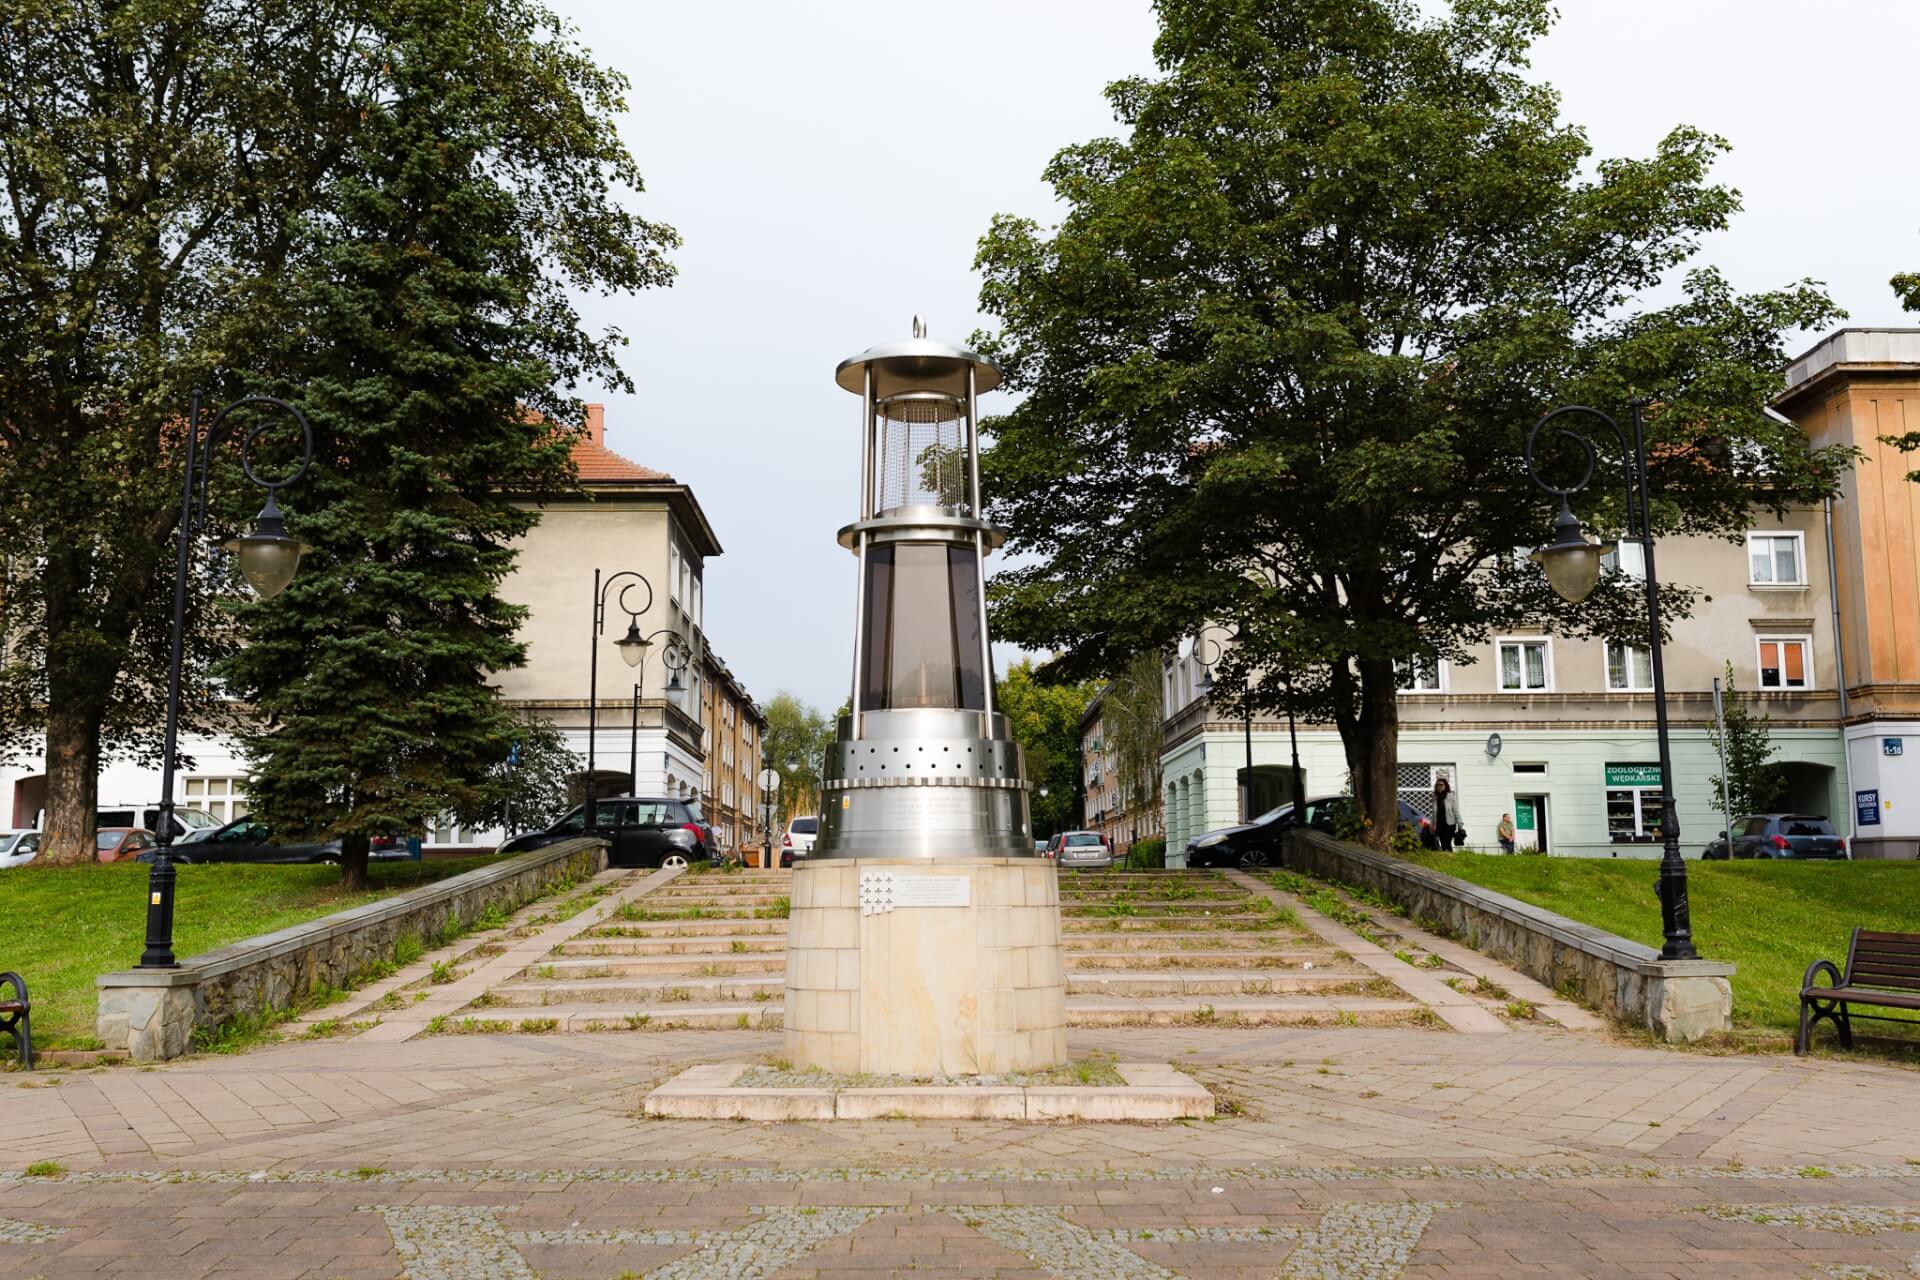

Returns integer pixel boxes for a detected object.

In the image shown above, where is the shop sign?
[1603,764,1663,788]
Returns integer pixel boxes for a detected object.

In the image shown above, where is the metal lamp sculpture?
[813,318,1033,858]
[785,321,1065,1075]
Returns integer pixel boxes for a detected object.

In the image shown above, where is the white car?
[782,816,818,863]
[0,831,41,870]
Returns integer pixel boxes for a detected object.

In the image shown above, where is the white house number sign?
[858,871,971,915]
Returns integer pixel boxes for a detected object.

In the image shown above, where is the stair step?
[489,976,784,1006]
[448,1004,783,1032]
[1065,949,1336,967]
[555,935,788,956]
[528,956,786,979]
[1064,995,1424,1027]
[581,919,789,937]
[1063,916,1298,932]
[1065,971,1375,996]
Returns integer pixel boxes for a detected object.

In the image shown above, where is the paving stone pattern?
[7,867,1920,1277]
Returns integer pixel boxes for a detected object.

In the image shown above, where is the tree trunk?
[1356,658,1401,850]
[338,831,371,891]
[1333,656,1401,852]
[40,704,102,864]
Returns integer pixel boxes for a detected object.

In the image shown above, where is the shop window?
[1604,763,1663,843]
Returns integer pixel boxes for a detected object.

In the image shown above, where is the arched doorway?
[568,770,633,806]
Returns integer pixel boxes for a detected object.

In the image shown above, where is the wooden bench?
[0,971,29,1070]
[1797,929,1920,1054]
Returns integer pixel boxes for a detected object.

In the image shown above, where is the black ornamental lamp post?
[629,638,693,795]
[587,569,691,831]
[142,393,315,969]
[1524,401,1698,961]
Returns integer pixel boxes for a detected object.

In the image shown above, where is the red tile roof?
[571,403,672,484]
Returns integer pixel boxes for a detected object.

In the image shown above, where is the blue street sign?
[1857,789,1882,827]
[508,739,521,767]
[1886,738,1905,757]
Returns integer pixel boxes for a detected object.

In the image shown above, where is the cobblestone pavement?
[3,1021,1918,1278]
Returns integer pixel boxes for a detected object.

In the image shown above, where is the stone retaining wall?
[1283,829,1734,1042]
[96,838,607,1062]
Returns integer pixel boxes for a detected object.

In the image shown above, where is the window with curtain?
[1757,637,1810,689]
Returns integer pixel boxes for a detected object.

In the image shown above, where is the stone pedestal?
[784,858,1067,1076]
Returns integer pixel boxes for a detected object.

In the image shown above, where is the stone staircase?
[448,865,1431,1033]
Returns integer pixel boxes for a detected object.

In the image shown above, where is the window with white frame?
[184,777,247,823]
[1601,541,1646,580]
[1604,642,1653,692]
[1756,636,1812,690]
[669,544,682,602]
[1747,532,1805,586]
[1496,639,1551,692]
[1395,656,1446,693]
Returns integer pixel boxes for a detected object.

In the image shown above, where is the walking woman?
[1432,776,1461,852]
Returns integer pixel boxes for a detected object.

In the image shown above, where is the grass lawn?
[1403,852,1920,1037]
[4,857,500,1051]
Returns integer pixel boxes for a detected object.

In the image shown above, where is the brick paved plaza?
[4,867,1915,1279]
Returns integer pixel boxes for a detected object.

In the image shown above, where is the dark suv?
[1187,795,1424,869]
[1702,814,1848,860]
[499,796,710,868]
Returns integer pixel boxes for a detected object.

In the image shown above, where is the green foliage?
[488,714,583,836]
[221,0,675,886]
[0,0,673,864]
[974,0,1854,846]
[1126,836,1167,869]
[995,658,1098,837]
[1708,664,1786,821]
[1099,652,1166,832]
[762,692,834,818]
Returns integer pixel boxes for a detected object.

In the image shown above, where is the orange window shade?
[1784,642,1805,684]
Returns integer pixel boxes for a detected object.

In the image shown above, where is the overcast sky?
[545,0,1920,715]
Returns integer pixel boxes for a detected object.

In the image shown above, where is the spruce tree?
[221,0,675,886]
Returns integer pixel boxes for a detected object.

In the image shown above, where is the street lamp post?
[587,571,688,827]
[142,393,315,969]
[1524,401,1698,961]
[587,568,691,831]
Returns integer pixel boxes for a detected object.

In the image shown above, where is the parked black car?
[1186,795,1424,869]
[498,796,711,869]
[1701,814,1848,861]
[133,817,339,865]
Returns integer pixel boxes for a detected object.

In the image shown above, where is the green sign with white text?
[1604,764,1663,788]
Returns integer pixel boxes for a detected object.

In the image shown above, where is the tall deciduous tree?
[975,0,1854,845]
[762,691,833,818]
[1100,651,1166,836]
[0,0,385,862]
[220,0,675,887]
[995,658,1097,839]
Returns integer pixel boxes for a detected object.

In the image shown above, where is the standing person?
[1432,776,1460,852]
[1497,812,1516,854]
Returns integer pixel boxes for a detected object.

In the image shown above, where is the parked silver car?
[0,830,40,870]
[1051,830,1113,870]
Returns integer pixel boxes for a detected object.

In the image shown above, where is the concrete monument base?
[784,858,1067,1076]
[642,1061,1213,1121]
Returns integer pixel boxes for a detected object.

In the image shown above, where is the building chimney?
[584,403,605,447]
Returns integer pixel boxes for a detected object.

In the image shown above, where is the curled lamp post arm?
[1521,400,1696,962]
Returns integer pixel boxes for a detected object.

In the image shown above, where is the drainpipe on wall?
[1824,494,1855,838]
